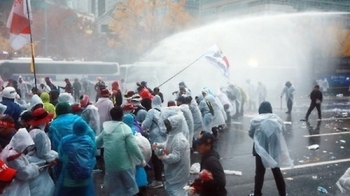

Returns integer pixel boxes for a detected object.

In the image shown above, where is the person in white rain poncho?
[246,79,257,111]
[165,105,191,144]
[80,94,100,136]
[26,108,58,196]
[280,81,295,114]
[0,129,40,196]
[28,94,43,112]
[217,88,235,124]
[141,95,167,188]
[195,95,213,133]
[337,167,350,194]
[176,96,194,146]
[248,101,293,196]
[154,114,190,196]
[201,88,226,139]
[186,96,203,139]
[95,89,114,131]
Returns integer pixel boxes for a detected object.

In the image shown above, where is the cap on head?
[141,81,147,86]
[195,132,215,146]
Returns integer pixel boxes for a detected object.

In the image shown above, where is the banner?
[7,0,32,51]
[204,44,230,78]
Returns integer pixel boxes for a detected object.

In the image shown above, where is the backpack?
[133,105,146,116]
[66,138,95,181]
[206,101,215,116]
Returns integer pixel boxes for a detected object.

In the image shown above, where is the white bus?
[0,59,121,87]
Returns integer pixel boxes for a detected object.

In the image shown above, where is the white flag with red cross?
[204,44,230,78]
[7,0,32,51]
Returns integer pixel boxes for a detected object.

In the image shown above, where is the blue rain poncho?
[141,95,167,144]
[157,114,190,196]
[56,119,96,196]
[0,129,40,196]
[96,120,144,195]
[123,114,149,188]
[189,99,203,139]
[49,114,95,182]
[196,95,214,133]
[27,126,58,196]
[249,113,293,169]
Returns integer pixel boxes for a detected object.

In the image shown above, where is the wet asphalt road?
[93,97,350,196]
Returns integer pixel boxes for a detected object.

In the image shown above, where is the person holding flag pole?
[7,0,37,88]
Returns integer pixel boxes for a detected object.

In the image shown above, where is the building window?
[101,24,109,33]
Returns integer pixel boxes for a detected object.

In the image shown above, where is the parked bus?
[0,59,121,87]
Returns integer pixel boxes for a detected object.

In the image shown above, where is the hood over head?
[166,113,184,136]
[29,94,43,111]
[56,101,72,116]
[152,95,162,109]
[9,128,34,153]
[58,93,75,105]
[122,114,134,128]
[112,81,119,91]
[80,94,90,108]
[73,118,90,135]
[40,92,50,103]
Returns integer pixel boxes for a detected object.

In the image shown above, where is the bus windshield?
[0,60,120,83]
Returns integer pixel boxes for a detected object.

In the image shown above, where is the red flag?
[204,44,230,78]
[7,0,32,51]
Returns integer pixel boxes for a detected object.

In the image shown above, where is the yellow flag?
[30,43,35,73]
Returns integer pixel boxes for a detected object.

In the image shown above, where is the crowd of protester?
[0,75,301,196]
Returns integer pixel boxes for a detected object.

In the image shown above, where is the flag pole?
[25,0,37,89]
[157,53,206,88]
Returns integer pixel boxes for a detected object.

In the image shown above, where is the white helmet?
[2,87,17,99]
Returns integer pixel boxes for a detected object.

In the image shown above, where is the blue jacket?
[1,98,23,122]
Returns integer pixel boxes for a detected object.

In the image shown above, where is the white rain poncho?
[189,99,203,139]
[0,129,40,196]
[27,127,58,196]
[281,86,295,104]
[142,95,167,144]
[226,85,242,113]
[217,90,235,117]
[81,104,101,136]
[94,97,114,131]
[249,113,293,169]
[57,93,75,105]
[28,95,43,111]
[158,114,190,196]
[163,106,190,143]
[178,104,194,145]
[202,88,226,127]
[337,167,350,193]
[196,95,213,133]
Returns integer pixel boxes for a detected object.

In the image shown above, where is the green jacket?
[40,92,56,118]
[96,121,143,171]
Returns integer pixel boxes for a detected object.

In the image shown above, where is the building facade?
[200,0,350,21]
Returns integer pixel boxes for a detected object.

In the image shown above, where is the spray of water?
[139,12,348,103]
